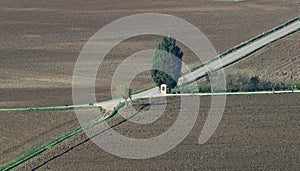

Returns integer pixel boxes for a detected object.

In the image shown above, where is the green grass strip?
[0,104,124,171]
[0,105,97,113]
[1,17,299,171]
[182,17,300,76]
[132,85,157,95]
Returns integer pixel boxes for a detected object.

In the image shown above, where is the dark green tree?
[150,36,183,92]
[249,75,260,91]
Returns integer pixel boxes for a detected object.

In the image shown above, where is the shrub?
[111,102,125,115]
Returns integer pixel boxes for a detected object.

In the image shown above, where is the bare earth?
[0,0,299,108]
[0,110,80,164]
[20,94,300,170]
[227,32,300,82]
[0,0,299,170]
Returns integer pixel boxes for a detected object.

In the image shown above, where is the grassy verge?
[0,103,125,171]
[182,17,300,76]
[0,105,99,113]
[132,85,156,95]
[1,17,299,171]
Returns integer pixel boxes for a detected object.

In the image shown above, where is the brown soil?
[19,94,300,170]
[1,0,299,170]
[0,0,299,108]
[227,32,300,83]
[0,110,80,164]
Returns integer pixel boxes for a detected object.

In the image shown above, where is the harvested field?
[0,110,80,164]
[1,0,300,170]
[18,94,300,170]
[227,32,300,82]
[0,0,299,107]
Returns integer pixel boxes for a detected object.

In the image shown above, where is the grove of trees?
[151,36,183,92]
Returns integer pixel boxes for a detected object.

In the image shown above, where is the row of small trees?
[171,72,298,94]
[224,72,298,93]
[117,36,297,101]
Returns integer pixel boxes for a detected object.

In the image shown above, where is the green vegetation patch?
[0,103,125,171]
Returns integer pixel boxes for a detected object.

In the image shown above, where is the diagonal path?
[96,17,300,107]
[1,17,299,171]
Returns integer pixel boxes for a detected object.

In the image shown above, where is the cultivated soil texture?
[0,0,299,108]
[0,110,80,164]
[227,32,300,82]
[1,0,299,170]
[20,94,300,170]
